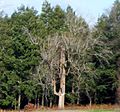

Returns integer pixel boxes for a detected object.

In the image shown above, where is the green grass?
[89,110,113,112]
[89,109,120,112]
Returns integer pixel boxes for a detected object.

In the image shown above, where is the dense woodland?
[0,0,120,110]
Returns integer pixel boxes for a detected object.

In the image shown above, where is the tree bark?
[58,47,66,109]
[53,79,65,109]
[86,90,92,107]
[42,88,44,107]
[53,47,66,109]
[58,75,65,109]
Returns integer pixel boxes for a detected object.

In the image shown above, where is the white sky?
[0,0,116,26]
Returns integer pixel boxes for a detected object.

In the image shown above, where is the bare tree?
[25,12,111,109]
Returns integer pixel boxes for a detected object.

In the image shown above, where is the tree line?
[0,0,120,110]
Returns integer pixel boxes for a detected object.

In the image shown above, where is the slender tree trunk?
[86,90,92,107]
[77,93,80,105]
[50,99,52,107]
[72,82,75,94]
[89,98,92,107]
[77,87,80,105]
[45,87,48,106]
[18,93,21,112]
[42,88,44,107]
[34,98,37,109]
[94,92,97,104]
[15,99,17,110]
[37,98,40,109]
[42,94,44,107]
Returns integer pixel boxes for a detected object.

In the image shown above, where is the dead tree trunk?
[53,79,65,109]
[53,47,66,109]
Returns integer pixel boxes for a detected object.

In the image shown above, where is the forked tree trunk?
[86,90,92,107]
[53,47,66,109]
[59,75,65,109]
[53,77,65,109]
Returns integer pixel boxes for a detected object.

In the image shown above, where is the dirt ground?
[35,109,119,112]
[0,109,119,112]
[0,104,120,112]
[34,105,120,112]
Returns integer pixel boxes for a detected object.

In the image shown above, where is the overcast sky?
[0,0,116,26]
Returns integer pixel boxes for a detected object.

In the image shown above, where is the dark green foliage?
[0,0,120,109]
[40,0,66,35]
[0,7,39,109]
[94,0,120,104]
[40,0,54,35]
[52,5,66,32]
